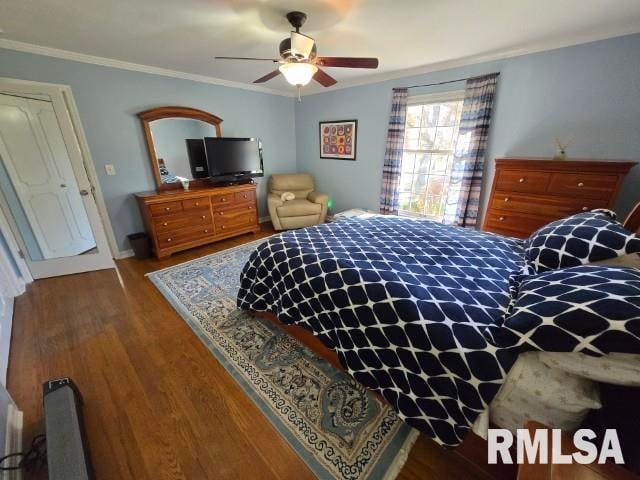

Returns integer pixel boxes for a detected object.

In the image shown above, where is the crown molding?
[0,39,296,97]
[2,25,639,100]
[301,27,640,96]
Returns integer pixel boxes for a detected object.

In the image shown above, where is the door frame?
[0,77,118,259]
[0,208,31,289]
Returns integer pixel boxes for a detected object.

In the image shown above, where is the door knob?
[79,189,90,196]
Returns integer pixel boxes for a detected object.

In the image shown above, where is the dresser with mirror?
[134,106,259,259]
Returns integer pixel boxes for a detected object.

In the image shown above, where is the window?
[399,92,464,221]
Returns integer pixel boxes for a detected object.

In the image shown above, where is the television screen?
[204,137,263,178]
[185,139,209,179]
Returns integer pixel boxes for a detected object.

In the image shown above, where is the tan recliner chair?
[268,173,328,230]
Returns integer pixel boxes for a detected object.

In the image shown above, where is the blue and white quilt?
[236,216,640,447]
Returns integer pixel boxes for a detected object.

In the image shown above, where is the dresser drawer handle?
[248,206,253,210]
[221,197,227,202]
[204,229,209,233]
[219,211,224,215]
[582,206,589,211]
[518,177,526,183]
[577,182,584,187]
[242,194,247,199]
[504,197,510,202]
[195,202,200,206]
[202,215,206,219]
[166,238,172,242]
[165,207,171,211]
[162,222,168,226]
[499,216,505,222]
[221,225,226,229]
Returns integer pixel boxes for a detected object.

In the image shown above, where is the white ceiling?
[2,0,640,95]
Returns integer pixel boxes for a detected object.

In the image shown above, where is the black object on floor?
[128,232,152,259]
[43,378,94,480]
[581,383,640,474]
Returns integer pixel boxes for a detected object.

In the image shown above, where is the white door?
[0,270,15,387]
[0,231,25,386]
[0,94,96,257]
[0,87,114,278]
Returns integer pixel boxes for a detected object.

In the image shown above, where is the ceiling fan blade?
[215,56,279,62]
[313,68,337,87]
[253,69,281,83]
[315,57,379,69]
[290,31,315,59]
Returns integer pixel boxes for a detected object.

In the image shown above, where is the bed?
[237,211,640,449]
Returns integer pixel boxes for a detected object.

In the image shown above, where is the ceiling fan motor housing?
[279,37,317,61]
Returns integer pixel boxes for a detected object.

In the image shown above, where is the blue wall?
[1,33,639,255]
[295,34,640,219]
[0,49,297,253]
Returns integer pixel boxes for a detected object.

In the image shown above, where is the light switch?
[105,164,116,176]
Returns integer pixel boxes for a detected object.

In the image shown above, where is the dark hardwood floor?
[8,225,492,479]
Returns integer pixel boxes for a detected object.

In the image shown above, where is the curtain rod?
[403,72,500,89]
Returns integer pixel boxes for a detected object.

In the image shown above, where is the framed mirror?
[138,106,223,190]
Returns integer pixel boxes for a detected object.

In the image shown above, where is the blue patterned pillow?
[524,210,640,274]
[499,265,640,355]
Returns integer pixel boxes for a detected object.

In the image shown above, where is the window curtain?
[443,73,499,227]
[379,88,408,215]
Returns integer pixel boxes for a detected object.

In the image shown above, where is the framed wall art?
[319,120,357,160]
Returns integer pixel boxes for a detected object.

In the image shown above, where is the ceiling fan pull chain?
[297,86,302,102]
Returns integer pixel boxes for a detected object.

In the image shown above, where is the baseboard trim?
[117,249,134,259]
[3,403,23,480]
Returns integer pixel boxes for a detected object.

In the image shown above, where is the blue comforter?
[237,216,525,446]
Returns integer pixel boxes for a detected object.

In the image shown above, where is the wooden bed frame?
[624,202,640,234]
[252,202,640,478]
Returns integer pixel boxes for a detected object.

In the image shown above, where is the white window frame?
[399,90,465,220]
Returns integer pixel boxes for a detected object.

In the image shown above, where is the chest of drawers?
[483,159,635,238]
[135,183,260,258]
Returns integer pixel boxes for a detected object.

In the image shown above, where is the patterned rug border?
[146,240,419,480]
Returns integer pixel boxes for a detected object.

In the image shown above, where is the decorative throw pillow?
[280,191,295,202]
[524,210,640,274]
[500,265,640,356]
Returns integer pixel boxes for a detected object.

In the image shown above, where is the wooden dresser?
[483,158,635,238]
[135,183,260,258]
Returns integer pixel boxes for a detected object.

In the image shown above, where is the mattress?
[237,215,640,447]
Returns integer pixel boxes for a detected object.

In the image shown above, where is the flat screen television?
[204,137,264,181]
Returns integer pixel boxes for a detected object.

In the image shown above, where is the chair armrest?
[267,193,284,209]
[307,191,329,224]
[307,191,328,205]
[267,193,284,230]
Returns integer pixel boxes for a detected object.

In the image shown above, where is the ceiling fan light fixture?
[278,62,318,86]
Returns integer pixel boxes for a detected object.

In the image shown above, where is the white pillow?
[488,352,601,434]
[280,192,295,202]
[539,352,640,386]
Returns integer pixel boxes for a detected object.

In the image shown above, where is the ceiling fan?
[215,11,379,90]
